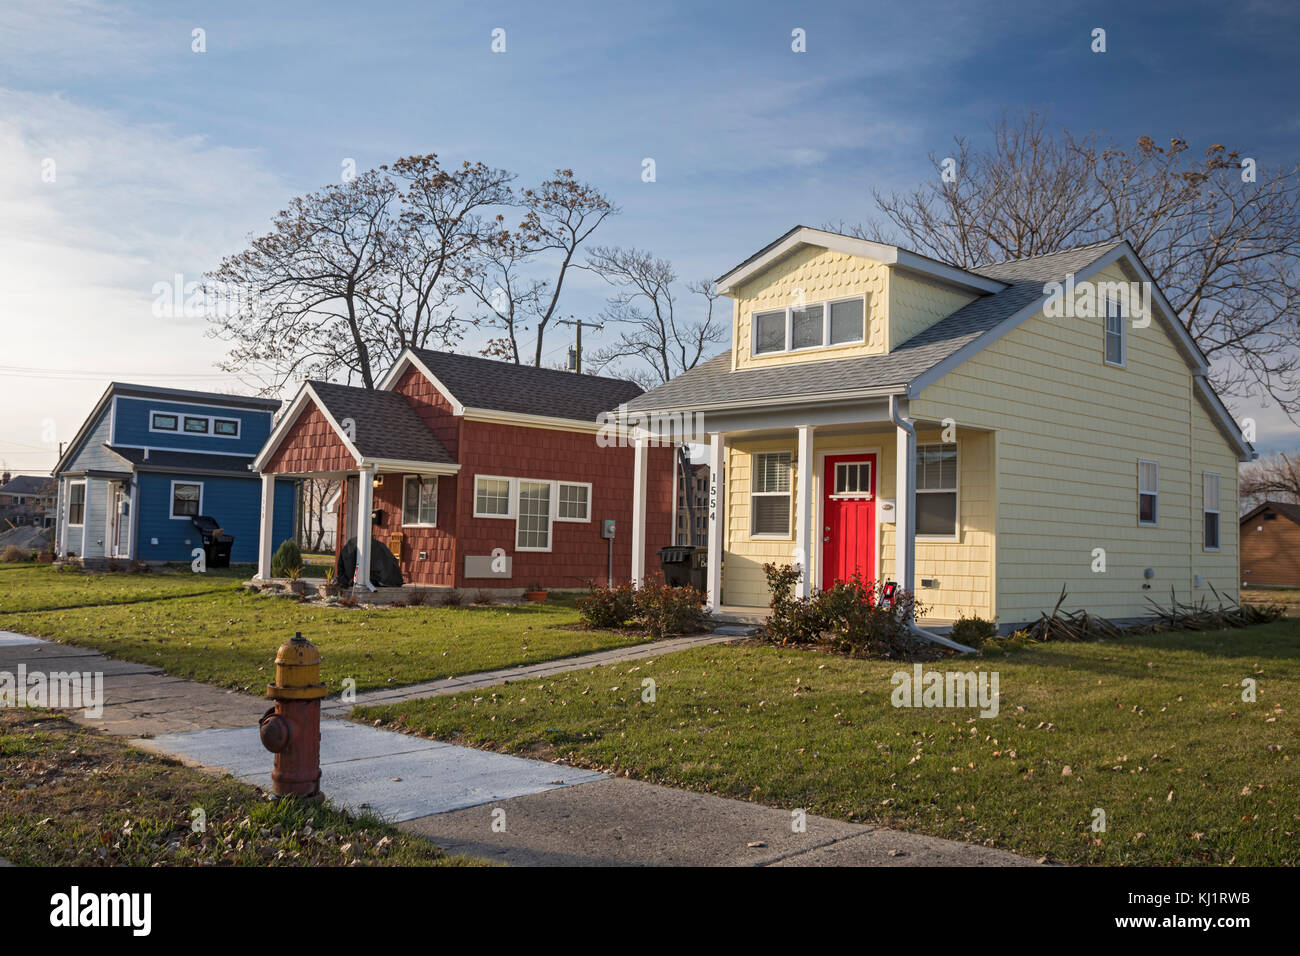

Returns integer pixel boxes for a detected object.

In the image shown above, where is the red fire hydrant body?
[259,632,327,798]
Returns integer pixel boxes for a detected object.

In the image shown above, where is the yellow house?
[621,227,1253,632]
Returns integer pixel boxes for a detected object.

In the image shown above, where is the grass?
[0,709,484,866]
[356,621,1300,866]
[1,565,649,693]
[1242,586,1300,607]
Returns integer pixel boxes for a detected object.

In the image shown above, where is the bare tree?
[207,155,516,390]
[298,477,341,551]
[841,111,1300,415]
[470,170,617,364]
[584,246,727,545]
[1240,452,1300,510]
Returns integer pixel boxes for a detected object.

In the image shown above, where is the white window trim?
[66,479,87,527]
[750,450,793,539]
[1138,459,1159,526]
[514,480,554,552]
[915,442,960,541]
[473,474,516,519]
[400,474,439,528]
[1203,471,1221,551]
[750,294,867,358]
[555,481,593,523]
[169,479,204,520]
[1104,296,1126,368]
[149,410,241,439]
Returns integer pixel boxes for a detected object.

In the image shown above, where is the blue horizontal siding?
[135,472,296,563]
[112,396,274,457]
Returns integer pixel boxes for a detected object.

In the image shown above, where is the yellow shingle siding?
[910,262,1239,623]
[888,272,978,350]
[721,428,995,619]
[731,247,889,371]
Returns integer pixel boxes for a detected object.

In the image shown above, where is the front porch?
[627,396,996,624]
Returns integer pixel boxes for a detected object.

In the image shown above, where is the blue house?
[53,383,297,565]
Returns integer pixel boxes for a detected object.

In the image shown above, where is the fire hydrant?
[259,632,327,798]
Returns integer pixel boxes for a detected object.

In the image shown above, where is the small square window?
[171,482,201,518]
[754,310,786,354]
[558,483,590,521]
[790,304,824,349]
[829,298,865,344]
[475,477,511,517]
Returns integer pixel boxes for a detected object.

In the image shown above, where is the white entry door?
[111,483,131,558]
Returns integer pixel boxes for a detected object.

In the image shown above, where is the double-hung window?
[67,482,86,525]
[1105,297,1126,366]
[170,481,202,519]
[1138,460,1159,525]
[516,481,552,550]
[401,476,438,527]
[1203,473,1221,550]
[916,443,958,537]
[750,451,792,536]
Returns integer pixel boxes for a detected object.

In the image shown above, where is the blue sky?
[2,0,1299,473]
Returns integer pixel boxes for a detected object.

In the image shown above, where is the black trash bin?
[190,516,233,568]
[657,545,707,592]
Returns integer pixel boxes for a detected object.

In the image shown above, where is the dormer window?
[750,295,866,356]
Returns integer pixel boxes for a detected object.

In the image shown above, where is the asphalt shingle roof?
[307,381,455,465]
[104,447,256,475]
[0,475,55,495]
[410,349,644,423]
[626,240,1124,412]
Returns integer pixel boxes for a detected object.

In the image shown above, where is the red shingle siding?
[334,476,457,586]
[454,420,675,589]
[1241,508,1300,587]
[391,365,461,458]
[264,403,355,474]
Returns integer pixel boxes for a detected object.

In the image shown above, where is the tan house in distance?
[1240,502,1300,588]
[619,227,1252,628]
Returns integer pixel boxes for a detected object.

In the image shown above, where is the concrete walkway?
[324,628,749,714]
[0,630,1036,867]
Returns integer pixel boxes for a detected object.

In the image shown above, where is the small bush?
[577,582,637,629]
[270,539,303,578]
[1,545,28,563]
[950,613,999,647]
[474,590,494,605]
[441,590,463,606]
[632,577,707,640]
[760,563,929,659]
[404,589,427,606]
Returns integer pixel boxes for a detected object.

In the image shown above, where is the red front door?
[822,453,876,586]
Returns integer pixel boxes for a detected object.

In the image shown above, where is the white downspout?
[889,395,975,654]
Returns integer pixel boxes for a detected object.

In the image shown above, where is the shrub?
[950,613,998,648]
[577,583,637,629]
[474,590,494,605]
[404,588,427,606]
[270,539,303,578]
[441,590,463,606]
[632,577,706,640]
[1,545,28,563]
[760,563,928,659]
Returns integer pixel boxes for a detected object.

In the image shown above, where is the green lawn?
[0,709,484,866]
[1,566,649,693]
[357,621,1300,866]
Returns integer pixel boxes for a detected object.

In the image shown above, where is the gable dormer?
[717,227,1004,372]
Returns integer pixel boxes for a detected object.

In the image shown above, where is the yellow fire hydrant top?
[267,632,328,700]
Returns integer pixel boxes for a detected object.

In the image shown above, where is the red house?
[252,349,675,595]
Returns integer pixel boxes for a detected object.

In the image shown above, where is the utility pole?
[558,317,603,374]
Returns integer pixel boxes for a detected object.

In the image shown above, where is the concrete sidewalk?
[1,630,1037,867]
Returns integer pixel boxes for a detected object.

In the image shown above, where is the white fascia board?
[462,407,601,433]
[376,349,465,415]
[625,384,907,419]
[53,383,115,475]
[363,458,461,475]
[1193,375,1255,463]
[715,227,1005,296]
[252,384,364,472]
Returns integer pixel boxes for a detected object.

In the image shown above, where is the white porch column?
[894,420,917,598]
[795,425,815,598]
[257,473,275,579]
[355,466,375,590]
[631,437,648,586]
[705,432,725,612]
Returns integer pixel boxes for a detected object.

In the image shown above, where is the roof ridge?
[411,347,641,388]
[976,237,1124,269]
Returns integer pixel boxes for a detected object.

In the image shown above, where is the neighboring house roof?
[1240,501,1300,526]
[0,475,55,496]
[255,380,458,473]
[397,348,645,424]
[627,231,1251,461]
[53,381,281,475]
[103,446,257,476]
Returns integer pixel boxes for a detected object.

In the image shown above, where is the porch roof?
[626,239,1125,414]
[307,381,456,467]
